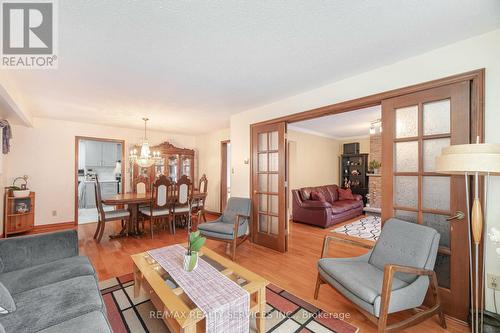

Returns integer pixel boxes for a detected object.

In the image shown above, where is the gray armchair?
[197,197,251,260]
[314,218,446,333]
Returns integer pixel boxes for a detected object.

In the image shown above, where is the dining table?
[102,191,206,239]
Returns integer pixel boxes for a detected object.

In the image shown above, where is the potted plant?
[184,230,206,272]
[369,160,382,174]
[8,175,30,198]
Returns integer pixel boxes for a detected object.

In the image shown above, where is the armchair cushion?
[368,218,439,283]
[221,197,251,224]
[318,259,408,304]
[197,221,248,240]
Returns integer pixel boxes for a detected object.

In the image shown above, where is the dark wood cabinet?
[3,190,35,237]
[340,153,369,203]
[132,141,195,184]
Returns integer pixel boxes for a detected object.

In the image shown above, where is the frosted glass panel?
[396,105,418,138]
[394,176,418,208]
[395,141,419,172]
[270,195,278,214]
[269,174,278,193]
[423,176,450,211]
[423,213,450,247]
[258,174,267,192]
[423,138,450,172]
[269,152,278,172]
[424,99,450,135]
[435,253,450,289]
[259,194,268,212]
[269,131,278,150]
[258,153,267,172]
[395,210,418,223]
[258,133,267,151]
[258,214,268,233]
[270,216,279,235]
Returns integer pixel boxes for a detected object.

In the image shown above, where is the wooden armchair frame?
[201,213,250,261]
[314,235,446,333]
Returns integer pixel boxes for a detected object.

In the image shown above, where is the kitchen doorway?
[74,137,125,225]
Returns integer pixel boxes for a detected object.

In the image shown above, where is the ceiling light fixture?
[129,118,161,168]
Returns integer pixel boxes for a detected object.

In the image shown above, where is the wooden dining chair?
[139,175,174,238]
[132,174,151,194]
[172,175,193,229]
[194,174,208,223]
[93,176,131,242]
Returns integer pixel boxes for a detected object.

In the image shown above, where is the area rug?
[332,215,381,241]
[99,273,359,333]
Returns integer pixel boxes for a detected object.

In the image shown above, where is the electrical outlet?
[52,210,57,217]
[487,273,500,291]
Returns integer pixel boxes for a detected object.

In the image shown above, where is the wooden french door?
[251,122,287,252]
[382,81,471,321]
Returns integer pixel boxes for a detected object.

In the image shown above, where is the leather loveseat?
[292,184,363,228]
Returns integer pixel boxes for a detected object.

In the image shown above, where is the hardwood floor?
[78,217,468,333]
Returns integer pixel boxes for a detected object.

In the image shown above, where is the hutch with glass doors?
[131,141,195,185]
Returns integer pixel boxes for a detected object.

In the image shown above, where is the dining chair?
[193,174,208,223]
[197,197,251,260]
[172,175,193,229]
[132,174,151,194]
[139,175,174,238]
[93,176,131,243]
[314,218,445,333]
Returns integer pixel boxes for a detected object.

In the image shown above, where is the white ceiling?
[289,105,381,139]
[2,0,500,134]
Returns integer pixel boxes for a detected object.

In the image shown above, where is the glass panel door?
[252,122,287,252]
[382,81,470,321]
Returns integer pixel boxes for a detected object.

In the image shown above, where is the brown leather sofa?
[292,184,363,228]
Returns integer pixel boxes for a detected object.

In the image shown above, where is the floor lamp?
[436,142,500,333]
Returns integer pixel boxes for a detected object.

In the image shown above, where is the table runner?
[147,245,249,333]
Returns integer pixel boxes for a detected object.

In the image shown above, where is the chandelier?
[130,118,161,168]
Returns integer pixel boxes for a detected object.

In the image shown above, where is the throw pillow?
[338,188,355,200]
[0,282,15,314]
[310,191,326,202]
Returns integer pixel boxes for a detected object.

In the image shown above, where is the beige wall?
[288,130,340,214]
[230,29,500,311]
[195,128,230,213]
[4,117,196,226]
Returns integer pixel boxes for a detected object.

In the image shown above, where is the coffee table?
[132,245,268,333]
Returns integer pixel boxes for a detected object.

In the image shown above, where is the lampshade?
[435,143,500,175]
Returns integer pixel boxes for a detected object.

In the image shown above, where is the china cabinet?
[132,141,195,185]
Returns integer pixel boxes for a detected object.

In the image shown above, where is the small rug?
[332,215,381,241]
[99,273,359,333]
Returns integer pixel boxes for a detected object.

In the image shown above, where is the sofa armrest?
[301,200,332,209]
[0,230,78,273]
[353,194,363,201]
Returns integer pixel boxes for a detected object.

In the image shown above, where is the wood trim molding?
[74,136,126,226]
[220,140,230,213]
[251,69,485,126]
[28,222,75,235]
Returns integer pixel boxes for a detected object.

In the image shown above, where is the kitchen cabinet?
[82,181,119,208]
[102,142,118,167]
[85,141,120,167]
[85,140,103,166]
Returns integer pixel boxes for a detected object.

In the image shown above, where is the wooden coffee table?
[132,245,268,333]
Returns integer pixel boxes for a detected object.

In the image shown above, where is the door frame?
[74,136,126,226]
[220,140,230,213]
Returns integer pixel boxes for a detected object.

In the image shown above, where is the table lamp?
[435,142,500,333]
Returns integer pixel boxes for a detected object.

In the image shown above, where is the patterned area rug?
[332,215,381,241]
[99,273,359,333]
